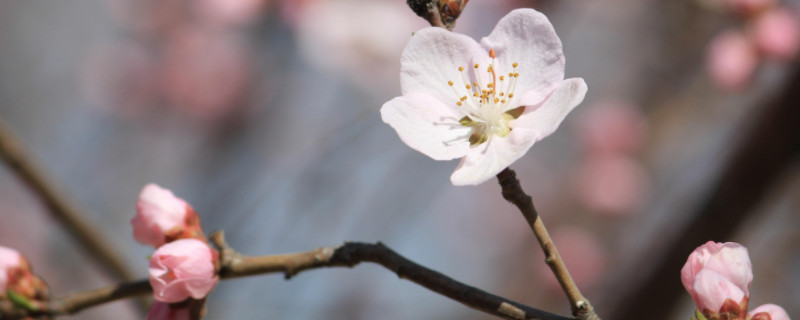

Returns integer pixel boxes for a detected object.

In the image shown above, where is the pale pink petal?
[749,304,791,320]
[132,184,190,248]
[381,93,472,160]
[450,127,540,186]
[400,27,487,103]
[147,301,192,320]
[692,269,746,312]
[753,8,800,61]
[480,9,565,106]
[703,244,752,292]
[514,78,588,138]
[149,239,218,303]
[707,30,758,91]
[0,246,22,292]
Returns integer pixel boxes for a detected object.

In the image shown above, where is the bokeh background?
[0,0,798,319]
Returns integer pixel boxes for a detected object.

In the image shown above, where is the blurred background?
[0,0,798,319]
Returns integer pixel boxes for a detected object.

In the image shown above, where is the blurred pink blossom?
[149,239,218,303]
[539,227,606,290]
[147,301,192,320]
[161,28,253,120]
[707,30,759,90]
[752,8,800,61]
[681,241,752,316]
[576,100,647,154]
[196,0,269,26]
[573,154,649,217]
[0,246,22,293]
[749,304,791,320]
[132,184,204,248]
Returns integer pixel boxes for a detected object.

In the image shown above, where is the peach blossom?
[681,241,752,315]
[381,9,586,185]
[707,30,759,91]
[149,239,218,303]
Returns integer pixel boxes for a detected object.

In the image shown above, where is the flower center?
[448,49,524,146]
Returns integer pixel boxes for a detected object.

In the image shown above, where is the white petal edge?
[450,127,540,186]
[514,77,587,139]
[400,27,488,104]
[481,9,566,107]
[381,93,471,161]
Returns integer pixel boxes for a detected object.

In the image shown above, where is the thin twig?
[1,232,573,320]
[0,118,135,283]
[496,168,600,320]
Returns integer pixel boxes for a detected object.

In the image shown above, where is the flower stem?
[496,168,600,320]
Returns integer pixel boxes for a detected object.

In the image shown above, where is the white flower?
[381,9,587,185]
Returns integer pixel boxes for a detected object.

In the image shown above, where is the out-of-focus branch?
[407,0,469,30]
[1,232,573,320]
[497,169,600,320]
[0,118,135,283]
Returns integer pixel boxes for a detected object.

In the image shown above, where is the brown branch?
[0,118,135,283]
[1,232,573,320]
[496,168,600,320]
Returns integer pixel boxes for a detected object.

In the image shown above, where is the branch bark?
[1,232,573,320]
[497,168,600,320]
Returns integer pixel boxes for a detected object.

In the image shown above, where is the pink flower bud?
[0,246,22,293]
[132,184,202,248]
[707,30,759,91]
[146,301,192,320]
[149,239,218,303]
[681,242,752,315]
[752,8,800,61]
[749,304,791,320]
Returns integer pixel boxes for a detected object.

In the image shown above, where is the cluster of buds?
[0,246,49,315]
[705,0,799,90]
[682,241,790,320]
[131,184,219,320]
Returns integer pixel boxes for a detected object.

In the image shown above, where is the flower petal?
[481,9,565,106]
[749,304,790,320]
[400,27,487,103]
[514,78,587,138]
[450,127,540,186]
[381,93,471,160]
[692,269,745,313]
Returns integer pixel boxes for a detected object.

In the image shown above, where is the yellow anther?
[465,84,471,89]
[458,66,464,72]
[499,76,505,81]
[456,101,463,106]
[494,98,500,104]
[489,49,496,58]
[487,83,494,88]
[473,81,478,87]
[473,92,479,97]
[508,93,514,98]
[448,81,453,86]
[512,62,518,68]
[508,72,514,77]
[500,92,504,96]
[474,64,479,69]
[501,99,506,104]
[514,72,519,77]
[461,96,467,101]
